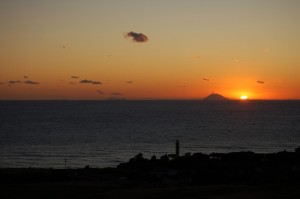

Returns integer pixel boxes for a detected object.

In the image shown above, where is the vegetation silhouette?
[1,146,300,199]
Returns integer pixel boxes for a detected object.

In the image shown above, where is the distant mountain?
[203,93,228,101]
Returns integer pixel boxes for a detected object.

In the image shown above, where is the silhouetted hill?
[203,93,228,101]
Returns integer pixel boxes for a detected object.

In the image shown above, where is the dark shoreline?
[1,150,300,199]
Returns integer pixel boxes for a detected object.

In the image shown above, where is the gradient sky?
[1,0,300,100]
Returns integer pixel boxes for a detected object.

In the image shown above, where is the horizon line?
[1,98,300,101]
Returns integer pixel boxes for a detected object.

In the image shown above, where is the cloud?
[126,81,133,84]
[0,82,4,85]
[8,80,22,84]
[110,92,124,96]
[24,80,40,85]
[203,78,210,81]
[71,76,79,79]
[23,76,28,79]
[92,81,102,85]
[125,31,148,43]
[96,90,104,94]
[79,79,102,85]
[80,79,93,83]
[69,81,76,85]
[257,80,265,84]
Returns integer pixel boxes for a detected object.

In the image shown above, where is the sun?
[240,95,248,100]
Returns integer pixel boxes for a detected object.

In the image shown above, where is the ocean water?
[0,100,300,168]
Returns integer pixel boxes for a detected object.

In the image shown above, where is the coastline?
[1,150,300,199]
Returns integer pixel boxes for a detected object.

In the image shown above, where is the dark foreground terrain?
[1,150,300,199]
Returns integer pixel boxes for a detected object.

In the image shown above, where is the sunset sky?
[1,0,300,100]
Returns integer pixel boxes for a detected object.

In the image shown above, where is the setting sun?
[0,0,300,101]
[240,95,248,100]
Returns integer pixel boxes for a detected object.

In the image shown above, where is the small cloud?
[71,76,79,79]
[8,80,22,84]
[125,31,148,43]
[126,81,133,84]
[96,90,104,94]
[110,92,124,96]
[257,80,265,84]
[24,80,40,85]
[92,81,102,85]
[69,81,76,85]
[80,79,102,85]
[23,76,28,79]
[203,78,210,81]
[80,79,93,84]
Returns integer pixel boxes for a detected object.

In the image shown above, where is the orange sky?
[1,0,300,100]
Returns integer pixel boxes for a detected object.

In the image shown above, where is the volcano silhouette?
[203,93,228,101]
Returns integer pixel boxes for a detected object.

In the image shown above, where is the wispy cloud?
[126,81,133,84]
[71,76,79,79]
[257,80,265,84]
[23,76,28,79]
[80,79,102,85]
[92,81,102,85]
[24,80,40,85]
[125,31,148,43]
[80,79,93,83]
[8,80,22,84]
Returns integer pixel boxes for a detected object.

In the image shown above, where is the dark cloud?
[96,90,104,94]
[257,81,264,84]
[80,79,102,85]
[24,76,28,79]
[8,80,22,84]
[80,79,93,83]
[24,80,40,85]
[110,92,124,96]
[92,81,102,85]
[71,76,79,79]
[126,81,133,84]
[125,31,148,43]
[203,78,210,81]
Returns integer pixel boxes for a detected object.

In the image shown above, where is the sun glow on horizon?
[0,1,300,100]
[240,95,249,100]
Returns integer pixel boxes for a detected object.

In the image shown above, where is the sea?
[0,100,300,168]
